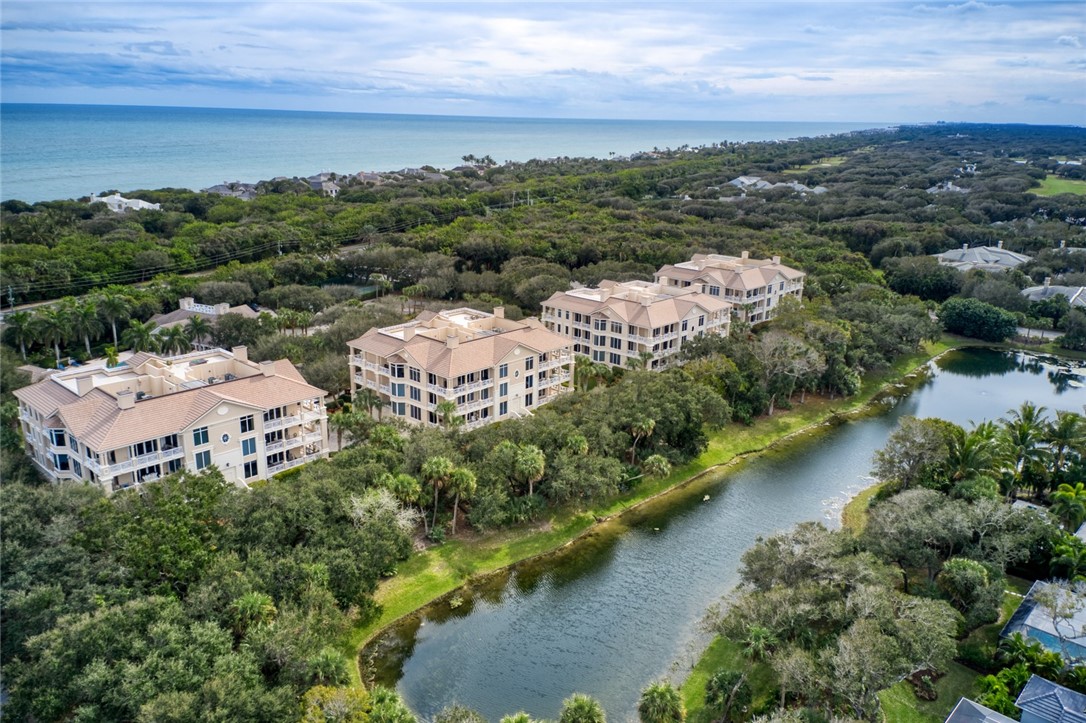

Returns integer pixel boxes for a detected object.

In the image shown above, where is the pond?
[362,348,1085,722]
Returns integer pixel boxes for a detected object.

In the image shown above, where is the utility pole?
[7,286,14,310]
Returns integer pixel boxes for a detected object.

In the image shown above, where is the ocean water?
[0,104,889,203]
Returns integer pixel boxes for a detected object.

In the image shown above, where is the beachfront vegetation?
[3,123,1086,721]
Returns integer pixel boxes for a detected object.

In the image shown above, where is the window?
[525,357,534,371]
[162,434,179,450]
[594,319,607,331]
[682,320,688,331]
[265,430,283,445]
[499,401,508,416]
[72,461,83,477]
[389,363,405,378]
[410,386,421,401]
[168,458,184,473]
[263,407,283,422]
[525,393,534,407]
[525,376,534,389]
[780,282,785,291]
[244,460,259,478]
[428,372,438,386]
[53,453,70,471]
[610,321,622,333]
[69,435,79,452]
[48,429,66,447]
[240,415,254,433]
[499,382,508,397]
[134,439,158,457]
[392,383,405,397]
[410,405,422,421]
[221,433,230,444]
[593,335,605,346]
[709,285,720,297]
[593,350,605,362]
[699,316,705,327]
[195,450,211,470]
[610,353,621,365]
[428,392,437,405]
[610,337,621,349]
[241,437,256,456]
[409,367,421,382]
[192,427,209,446]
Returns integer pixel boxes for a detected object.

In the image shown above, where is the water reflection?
[362,348,1085,721]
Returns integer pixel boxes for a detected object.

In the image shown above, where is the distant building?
[727,175,827,194]
[1016,675,1086,723]
[934,243,1031,273]
[202,182,258,200]
[943,697,1017,723]
[90,193,160,213]
[348,307,573,431]
[150,297,264,347]
[654,252,806,324]
[1021,279,1086,310]
[13,347,328,493]
[541,279,731,370]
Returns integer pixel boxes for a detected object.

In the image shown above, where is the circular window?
[221,433,230,444]
[514,370,520,378]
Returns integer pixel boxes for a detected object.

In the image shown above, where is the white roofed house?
[934,242,1032,273]
[540,279,731,371]
[348,307,573,431]
[654,252,806,324]
[89,193,161,213]
[13,347,329,493]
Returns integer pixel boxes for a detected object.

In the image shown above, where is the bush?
[939,297,1018,342]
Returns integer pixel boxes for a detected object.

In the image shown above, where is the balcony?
[88,446,184,479]
[264,414,301,431]
[541,370,572,387]
[539,353,573,371]
[351,356,381,373]
[462,417,491,431]
[300,410,324,424]
[302,431,323,445]
[452,378,493,396]
[268,451,325,476]
[458,397,493,414]
[427,383,448,395]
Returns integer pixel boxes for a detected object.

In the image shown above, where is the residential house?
[90,193,161,213]
[540,279,731,370]
[654,252,806,324]
[1021,278,1086,310]
[13,347,328,493]
[348,307,573,430]
[1002,581,1086,662]
[943,698,1017,723]
[934,243,1032,273]
[1017,675,1086,723]
[202,182,258,200]
[150,297,265,347]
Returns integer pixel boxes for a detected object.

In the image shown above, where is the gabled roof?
[1017,675,1086,723]
[943,698,1017,723]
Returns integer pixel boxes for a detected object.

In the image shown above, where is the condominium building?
[348,307,573,430]
[540,279,732,370]
[654,252,806,324]
[13,347,328,493]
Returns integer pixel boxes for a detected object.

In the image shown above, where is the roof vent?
[224,373,237,381]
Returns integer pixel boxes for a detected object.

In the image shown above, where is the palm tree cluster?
[5,292,227,366]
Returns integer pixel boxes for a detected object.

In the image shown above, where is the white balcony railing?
[539,354,573,370]
[264,414,301,431]
[89,445,184,479]
[267,451,324,475]
[452,378,493,396]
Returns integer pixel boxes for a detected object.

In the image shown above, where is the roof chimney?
[1044,276,1052,288]
[1060,239,1066,249]
[260,360,276,377]
[117,391,136,410]
[179,297,195,311]
[997,240,1003,249]
[232,346,248,362]
[493,306,505,319]
[772,255,781,264]
[76,375,94,397]
[214,303,230,316]
[962,243,969,251]
[404,326,416,341]
[741,250,749,260]
[446,330,460,349]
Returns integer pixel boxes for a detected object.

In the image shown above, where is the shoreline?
[347,340,959,686]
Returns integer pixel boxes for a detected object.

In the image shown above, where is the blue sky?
[2,1,1083,123]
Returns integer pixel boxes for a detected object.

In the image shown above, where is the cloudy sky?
[2,1,1083,124]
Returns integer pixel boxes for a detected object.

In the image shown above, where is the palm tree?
[1001,402,1050,497]
[642,454,671,479]
[104,345,120,368]
[435,399,463,429]
[159,325,192,356]
[448,466,477,535]
[185,315,212,348]
[743,624,779,662]
[229,591,277,637]
[559,694,606,723]
[946,421,1000,481]
[5,310,33,359]
[33,304,70,366]
[628,417,656,464]
[295,310,314,336]
[1050,536,1086,581]
[637,681,685,723]
[421,456,454,534]
[1048,411,1086,479]
[354,387,383,421]
[64,298,103,356]
[1051,482,1086,531]
[514,444,546,497]
[121,319,159,353]
[328,410,352,449]
[94,288,130,345]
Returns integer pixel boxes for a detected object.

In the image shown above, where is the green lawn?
[342,340,957,684]
[879,662,979,723]
[1032,176,1086,196]
[782,156,847,174]
[841,482,884,534]
[681,637,777,722]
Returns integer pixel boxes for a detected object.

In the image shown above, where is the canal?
[362,348,1085,722]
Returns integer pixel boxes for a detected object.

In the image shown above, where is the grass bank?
[1032,176,1086,197]
[344,339,957,684]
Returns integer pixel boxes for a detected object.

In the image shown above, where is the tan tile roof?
[350,325,571,378]
[21,360,324,452]
[544,286,731,328]
[13,379,80,416]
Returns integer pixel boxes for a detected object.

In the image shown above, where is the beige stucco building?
[348,307,573,430]
[654,252,805,324]
[540,279,732,370]
[13,347,328,493]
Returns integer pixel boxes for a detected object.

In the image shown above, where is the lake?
[362,348,1085,722]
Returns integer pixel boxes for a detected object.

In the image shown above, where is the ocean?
[0,104,890,203]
